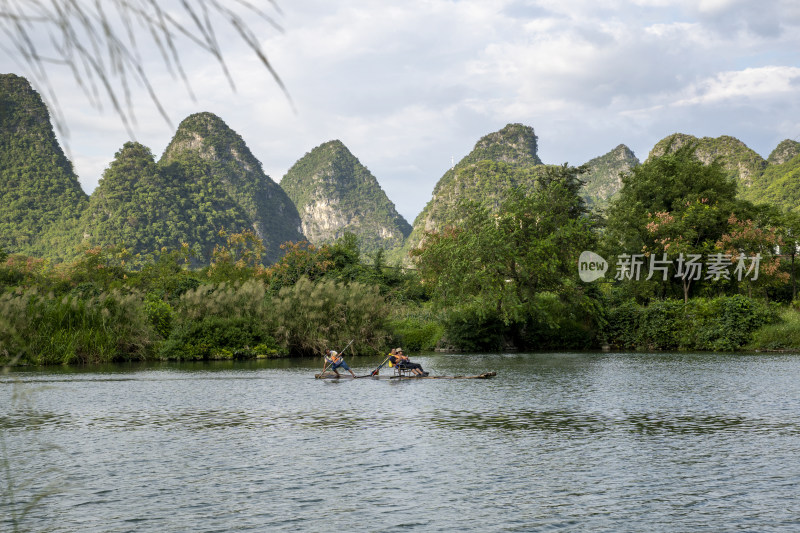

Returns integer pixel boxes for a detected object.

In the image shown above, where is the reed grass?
[748,308,800,351]
[271,277,389,356]
[0,289,152,365]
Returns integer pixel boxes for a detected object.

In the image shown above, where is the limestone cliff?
[280,140,411,254]
[767,139,800,166]
[580,144,640,210]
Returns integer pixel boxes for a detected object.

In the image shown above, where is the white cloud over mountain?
[2,0,799,222]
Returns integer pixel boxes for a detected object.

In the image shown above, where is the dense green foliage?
[388,315,444,352]
[605,295,778,351]
[603,142,787,302]
[748,307,800,350]
[78,142,252,264]
[412,164,602,350]
[605,143,739,254]
[739,154,800,213]
[281,140,411,254]
[1,78,306,266]
[0,74,88,258]
[0,231,417,366]
[159,280,278,360]
[271,277,390,356]
[0,288,153,365]
[160,112,304,262]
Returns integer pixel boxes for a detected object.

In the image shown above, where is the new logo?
[578,251,608,282]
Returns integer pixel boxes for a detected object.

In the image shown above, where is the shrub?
[748,308,800,350]
[0,288,152,365]
[604,295,778,351]
[441,306,506,352]
[605,299,642,349]
[144,297,174,339]
[270,277,389,356]
[520,292,601,350]
[161,279,276,360]
[690,295,778,351]
[389,317,443,352]
[159,315,278,360]
[637,299,687,350]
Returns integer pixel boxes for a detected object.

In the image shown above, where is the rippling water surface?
[3,352,800,532]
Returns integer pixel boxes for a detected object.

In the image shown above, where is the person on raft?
[325,349,356,378]
[389,347,428,376]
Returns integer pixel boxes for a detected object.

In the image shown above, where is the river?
[2,352,800,532]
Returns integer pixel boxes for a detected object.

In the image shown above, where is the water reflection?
[431,407,800,435]
[5,406,800,437]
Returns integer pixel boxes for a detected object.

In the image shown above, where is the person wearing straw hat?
[325,349,356,378]
[389,347,428,376]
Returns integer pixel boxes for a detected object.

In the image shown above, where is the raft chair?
[388,358,415,377]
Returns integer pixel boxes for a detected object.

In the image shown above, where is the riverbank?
[3,240,800,367]
[4,289,800,366]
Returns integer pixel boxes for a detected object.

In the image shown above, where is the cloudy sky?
[3,0,800,223]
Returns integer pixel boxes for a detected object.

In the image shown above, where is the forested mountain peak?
[461,123,542,168]
[395,123,547,263]
[767,139,800,166]
[281,139,411,253]
[162,112,261,171]
[580,144,640,210]
[1,74,53,133]
[648,133,766,188]
[93,141,158,193]
[160,111,304,261]
[0,73,88,257]
[79,140,252,263]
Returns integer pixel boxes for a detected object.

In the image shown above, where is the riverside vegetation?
[4,143,800,366]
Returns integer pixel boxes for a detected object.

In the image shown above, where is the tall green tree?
[780,211,800,300]
[604,142,785,301]
[413,164,596,327]
[604,143,739,301]
[605,143,738,254]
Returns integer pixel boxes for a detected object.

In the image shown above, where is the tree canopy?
[413,164,596,329]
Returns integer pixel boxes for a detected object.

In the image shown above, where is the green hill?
[646,134,800,213]
[0,74,88,258]
[648,133,766,188]
[280,140,411,254]
[77,142,252,263]
[739,153,800,212]
[767,139,800,165]
[396,123,546,262]
[580,144,639,210]
[160,112,304,262]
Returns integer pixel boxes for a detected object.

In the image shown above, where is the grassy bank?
[748,307,800,351]
[0,278,391,366]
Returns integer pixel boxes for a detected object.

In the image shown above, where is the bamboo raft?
[314,371,497,380]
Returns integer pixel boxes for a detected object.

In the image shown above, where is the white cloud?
[675,67,800,107]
